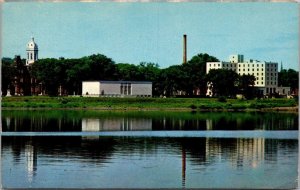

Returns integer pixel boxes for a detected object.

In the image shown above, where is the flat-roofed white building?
[206,54,280,96]
[82,81,152,97]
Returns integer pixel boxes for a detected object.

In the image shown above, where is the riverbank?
[1,96,298,112]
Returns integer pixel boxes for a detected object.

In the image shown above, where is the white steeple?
[26,37,38,66]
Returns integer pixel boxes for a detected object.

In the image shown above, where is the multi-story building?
[11,37,41,96]
[206,54,288,96]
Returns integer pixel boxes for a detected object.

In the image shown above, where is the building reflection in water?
[81,118,152,132]
[24,141,37,183]
[2,111,298,132]
[2,135,297,188]
[204,138,265,169]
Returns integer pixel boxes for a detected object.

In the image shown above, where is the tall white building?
[206,54,280,96]
[26,37,38,66]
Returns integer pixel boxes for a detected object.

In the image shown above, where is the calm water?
[1,110,298,189]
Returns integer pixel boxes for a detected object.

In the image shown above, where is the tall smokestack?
[183,34,187,64]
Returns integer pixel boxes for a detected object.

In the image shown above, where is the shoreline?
[2,106,298,113]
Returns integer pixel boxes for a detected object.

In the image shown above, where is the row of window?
[238,68,264,72]
[254,81,277,85]
[208,63,278,68]
[239,64,264,67]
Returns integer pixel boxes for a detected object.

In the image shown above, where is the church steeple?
[280,61,283,72]
[26,37,38,66]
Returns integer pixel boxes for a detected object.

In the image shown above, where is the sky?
[2,2,299,70]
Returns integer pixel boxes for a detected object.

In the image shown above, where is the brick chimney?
[183,34,187,64]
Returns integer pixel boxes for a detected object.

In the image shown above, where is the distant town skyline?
[2,2,299,70]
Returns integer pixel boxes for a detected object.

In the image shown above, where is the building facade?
[206,54,289,96]
[82,81,152,97]
[11,37,41,96]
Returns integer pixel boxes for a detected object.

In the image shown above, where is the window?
[261,77,263,80]
[271,82,272,85]
[209,64,211,67]
[120,83,132,95]
[271,77,272,80]
[248,69,249,71]
[218,64,220,67]
[257,73,259,75]
[257,64,259,67]
[222,64,225,67]
[257,82,259,85]
[271,73,273,76]
[274,82,276,85]
[30,53,32,59]
[275,73,277,76]
[267,77,269,80]
[267,82,269,85]
[257,69,259,71]
[261,82,263,85]
[243,69,245,71]
[239,69,240,71]
[214,64,215,67]
[262,69,264,71]
[252,69,254,71]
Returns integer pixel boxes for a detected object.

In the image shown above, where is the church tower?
[26,37,38,66]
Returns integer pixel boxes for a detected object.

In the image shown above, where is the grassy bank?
[1,96,298,111]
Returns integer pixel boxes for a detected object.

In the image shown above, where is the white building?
[206,54,288,96]
[82,81,152,97]
[26,37,38,66]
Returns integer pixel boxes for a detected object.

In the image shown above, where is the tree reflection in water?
[2,110,298,132]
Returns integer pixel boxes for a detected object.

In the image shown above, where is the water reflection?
[82,118,152,131]
[24,141,37,182]
[2,136,298,188]
[2,111,298,132]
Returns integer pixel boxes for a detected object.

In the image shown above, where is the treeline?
[1,53,299,98]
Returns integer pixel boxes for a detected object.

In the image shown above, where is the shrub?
[218,96,227,102]
[61,99,69,104]
[190,104,197,109]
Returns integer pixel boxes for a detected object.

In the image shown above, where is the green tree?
[206,69,239,97]
[1,57,15,95]
[237,74,256,99]
[116,63,141,81]
[278,69,299,94]
[31,58,64,96]
[186,53,219,96]
[159,65,186,97]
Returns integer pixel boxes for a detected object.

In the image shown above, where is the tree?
[206,69,239,97]
[186,53,219,96]
[278,69,299,94]
[237,74,256,99]
[1,57,15,95]
[31,58,64,96]
[159,65,186,97]
[116,63,141,81]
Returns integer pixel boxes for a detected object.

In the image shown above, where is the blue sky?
[2,2,299,70]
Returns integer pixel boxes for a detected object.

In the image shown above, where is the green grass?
[1,96,298,110]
